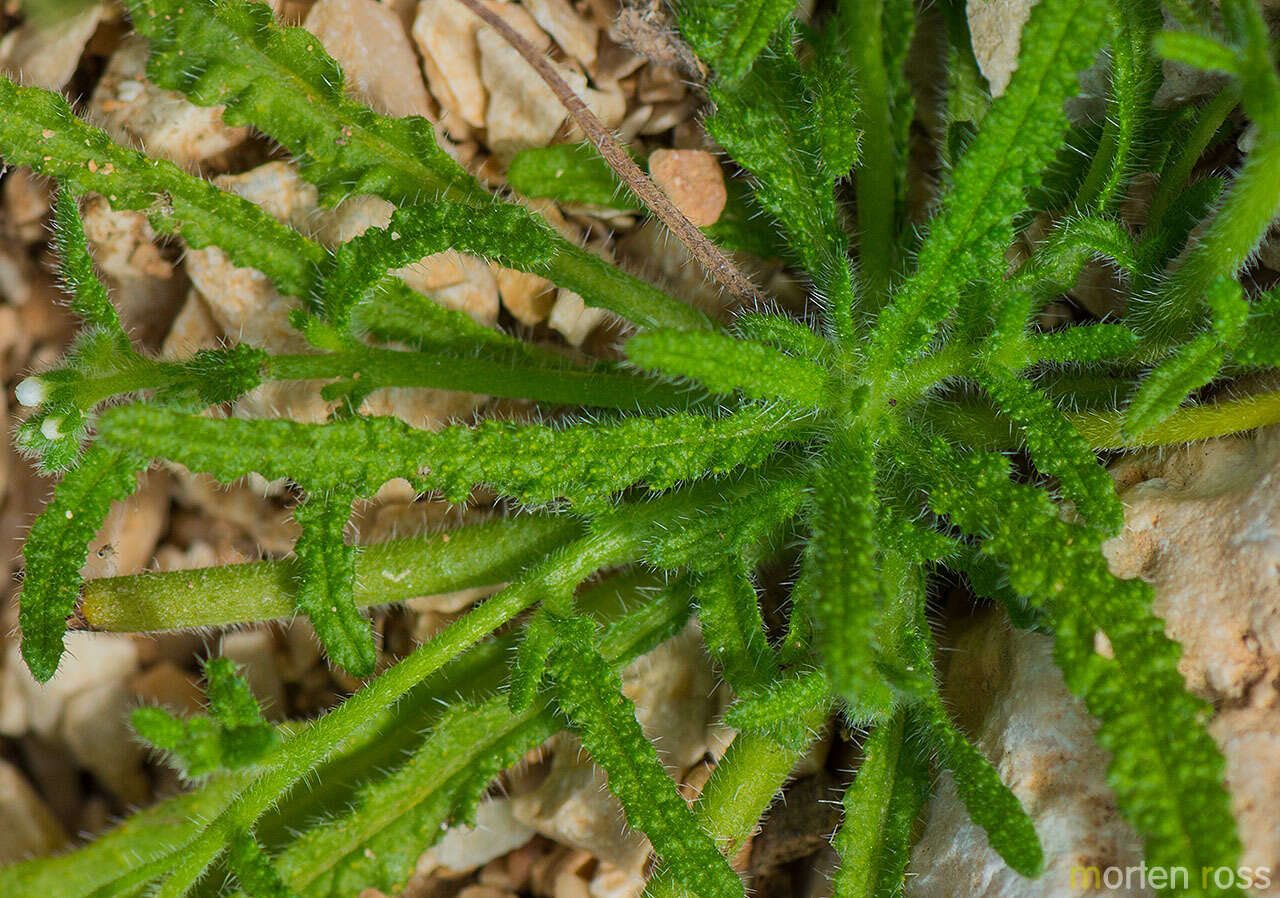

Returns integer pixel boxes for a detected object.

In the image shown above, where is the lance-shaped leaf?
[317,202,558,328]
[1028,324,1140,364]
[97,404,802,508]
[911,700,1044,877]
[0,74,322,297]
[259,577,693,898]
[508,611,557,712]
[1153,30,1241,76]
[546,614,744,898]
[508,142,641,210]
[134,657,278,778]
[19,447,147,681]
[627,329,828,407]
[918,438,1241,894]
[290,491,374,677]
[227,833,293,898]
[696,562,780,694]
[53,190,129,341]
[868,0,1109,374]
[805,428,891,715]
[1126,278,1245,434]
[703,34,856,333]
[831,713,930,898]
[976,369,1123,532]
[125,0,708,333]
[731,312,830,362]
[676,0,796,83]
[724,667,831,751]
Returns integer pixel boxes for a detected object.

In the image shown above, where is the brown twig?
[457,0,765,305]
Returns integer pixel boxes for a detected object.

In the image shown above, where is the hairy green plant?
[4,0,1280,895]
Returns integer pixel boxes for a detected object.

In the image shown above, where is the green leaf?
[868,0,1109,372]
[731,313,830,362]
[676,0,796,82]
[508,143,640,209]
[125,0,708,333]
[724,668,831,751]
[911,701,1044,877]
[703,35,855,332]
[0,74,323,298]
[19,448,146,681]
[134,657,278,778]
[97,404,802,509]
[805,428,891,715]
[547,614,744,898]
[264,579,694,898]
[831,713,930,898]
[228,833,294,898]
[627,329,828,407]
[976,370,1123,532]
[696,562,780,694]
[508,611,557,712]
[918,438,1242,894]
[52,189,129,343]
[1153,30,1241,75]
[318,201,558,328]
[1125,334,1224,435]
[1028,324,1140,363]
[127,0,482,209]
[291,491,374,677]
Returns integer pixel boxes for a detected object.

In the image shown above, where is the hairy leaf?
[868,0,1109,372]
[831,714,930,898]
[627,329,828,407]
[19,448,147,681]
[547,614,744,898]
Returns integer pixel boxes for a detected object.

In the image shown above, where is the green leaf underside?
[807,428,890,714]
[832,714,930,898]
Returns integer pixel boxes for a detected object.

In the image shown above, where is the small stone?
[523,0,599,68]
[0,760,67,864]
[648,149,727,228]
[5,635,140,740]
[130,661,206,715]
[305,0,435,118]
[433,798,537,873]
[966,0,1034,98]
[0,2,105,90]
[61,682,149,805]
[478,15,624,163]
[495,266,556,325]
[88,36,249,168]
[414,0,489,130]
[548,288,608,347]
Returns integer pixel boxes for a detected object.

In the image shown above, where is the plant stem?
[1146,83,1240,229]
[149,522,640,894]
[80,515,582,632]
[922,388,1280,450]
[267,347,699,411]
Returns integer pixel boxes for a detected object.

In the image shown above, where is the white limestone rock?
[909,427,1280,897]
